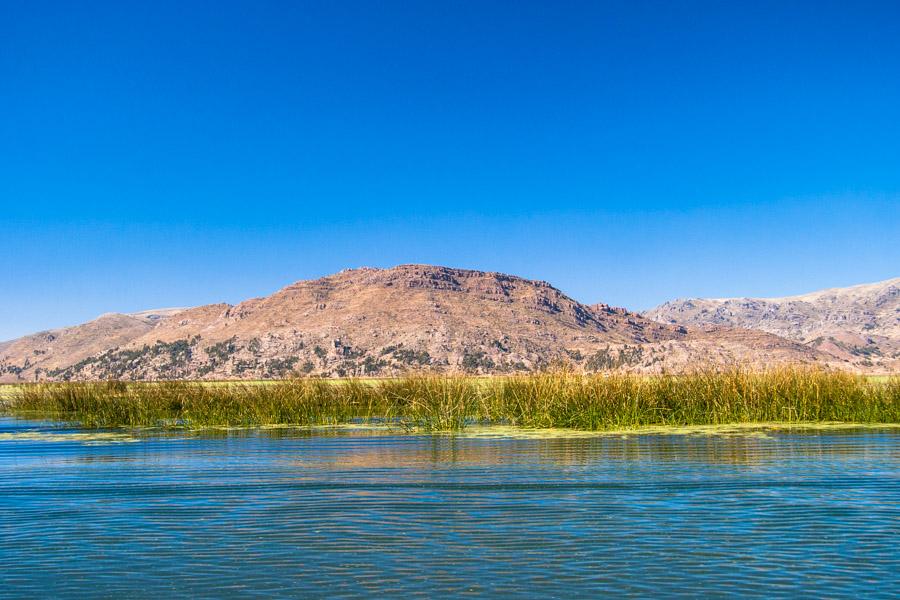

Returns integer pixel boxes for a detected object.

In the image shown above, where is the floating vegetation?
[0,431,139,444]
[456,422,900,440]
[5,368,899,431]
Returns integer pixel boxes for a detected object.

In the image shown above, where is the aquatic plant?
[6,368,899,431]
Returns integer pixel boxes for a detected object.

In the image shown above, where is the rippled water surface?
[1,417,898,598]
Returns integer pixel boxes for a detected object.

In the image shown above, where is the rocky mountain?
[0,308,187,381]
[646,277,900,372]
[0,265,842,382]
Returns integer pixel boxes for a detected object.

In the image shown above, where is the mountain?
[1,265,837,382]
[0,308,188,381]
[645,277,900,371]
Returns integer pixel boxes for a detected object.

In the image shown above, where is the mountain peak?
[3,267,891,381]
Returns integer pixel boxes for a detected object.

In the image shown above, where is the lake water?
[1,416,898,598]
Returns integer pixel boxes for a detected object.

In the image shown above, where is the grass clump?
[6,368,899,431]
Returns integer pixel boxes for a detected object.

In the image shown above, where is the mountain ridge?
[645,276,899,371]
[1,265,884,381]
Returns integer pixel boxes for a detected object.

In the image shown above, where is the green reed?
[7,368,899,431]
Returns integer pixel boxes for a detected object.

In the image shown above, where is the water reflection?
[0,416,898,598]
[153,422,900,468]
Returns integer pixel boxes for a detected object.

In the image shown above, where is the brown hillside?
[645,277,900,372]
[1,265,843,381]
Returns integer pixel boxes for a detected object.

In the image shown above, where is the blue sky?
[2,0,899,341]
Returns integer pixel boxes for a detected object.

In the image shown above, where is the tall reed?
[8,368,899,431]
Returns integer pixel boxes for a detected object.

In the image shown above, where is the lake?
[1,416,897,598]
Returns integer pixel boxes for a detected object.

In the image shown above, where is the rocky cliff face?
[0,265,848,381]
[645,278,900,372]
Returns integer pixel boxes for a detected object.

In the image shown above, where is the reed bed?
[7,368,899,431]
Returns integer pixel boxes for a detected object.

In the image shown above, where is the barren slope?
[1,265,844,381]
[0,313,161,381]
[646,278,900,371]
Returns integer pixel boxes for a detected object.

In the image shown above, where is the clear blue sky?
[2,0,899,341]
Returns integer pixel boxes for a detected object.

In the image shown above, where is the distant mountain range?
[645,277,899,372]
[1,266,895,381]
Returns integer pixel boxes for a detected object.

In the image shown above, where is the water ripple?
[0,417,897,598]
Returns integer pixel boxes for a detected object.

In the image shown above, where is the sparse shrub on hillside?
[586,345,644,371]
[49,337,199,380]
[462,349,495,372]
[566,349,584,362]
[234,359,258,374]
[378,344,430,366]
[392,348,431,366]
[265,356,299,378]
[341,346,364,359]
[205,337,238,362]
[1,364,24,376]
[335,360,361,377]
[363,356,388,374]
